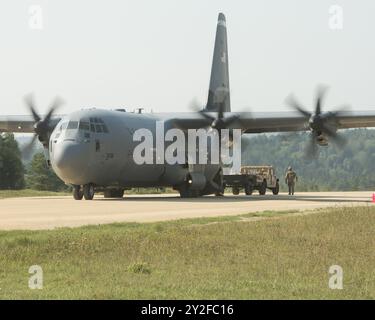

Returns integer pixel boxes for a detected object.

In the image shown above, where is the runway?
[0,191,372,230]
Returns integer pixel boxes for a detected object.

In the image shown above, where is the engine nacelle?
[316,134,328,146]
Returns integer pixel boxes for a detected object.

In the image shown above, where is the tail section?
[205,13,231,112]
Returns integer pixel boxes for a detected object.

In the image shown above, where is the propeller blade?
[286,94,311,118]
[198,110,215,122]
[331,133,347,147]
[222,114,240,127]
[24,94,41,122]
[305,132,318,159]
[321,124,347,147]
[21,134,38,155]
[188,97,215,126]
[315,85,328,115]
[331,104,351,117]
[45,96,64,122]
[188,98,204,112]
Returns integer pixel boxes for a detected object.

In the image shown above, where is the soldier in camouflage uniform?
[285,166,298,195]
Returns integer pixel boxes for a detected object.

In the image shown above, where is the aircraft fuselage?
[50,109,221,193]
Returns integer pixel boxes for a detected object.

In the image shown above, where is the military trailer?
[223,165,280,196]
[222,172,257,196]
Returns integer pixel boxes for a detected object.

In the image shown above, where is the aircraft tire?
[179,186,200,198]
[104,189,124,198]
[83,184,95,200]
[73,185,83,200]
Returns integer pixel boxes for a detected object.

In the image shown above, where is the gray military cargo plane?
[1,12,375,200]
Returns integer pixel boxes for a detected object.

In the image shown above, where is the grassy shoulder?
[0,206,374,299]
[0,189,70,199]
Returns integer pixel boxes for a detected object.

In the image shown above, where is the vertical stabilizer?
[205,13,230,112]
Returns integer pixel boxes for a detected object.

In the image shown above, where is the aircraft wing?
[241,111,375,133]
[0,115,62,133]
[170,110,375,133]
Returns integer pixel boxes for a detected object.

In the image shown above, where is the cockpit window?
[67,121,79,130]
[79,121,90,131]
[95,124,103,133]
[89,117,109,133]
[59,122,68,131]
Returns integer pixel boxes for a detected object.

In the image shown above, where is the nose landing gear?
[73,185,83,200]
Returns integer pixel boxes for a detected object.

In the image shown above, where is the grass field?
[0,189,70,199]
[0,206,374,299]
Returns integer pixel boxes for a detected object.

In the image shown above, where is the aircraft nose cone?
[52,141,89,183]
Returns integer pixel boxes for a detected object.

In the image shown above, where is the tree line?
[0,133,67,191]
[241,129,375,191]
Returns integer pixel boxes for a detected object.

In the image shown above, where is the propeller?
[22,94,64,154]
[188,97,242,130]
[286,86,349,157]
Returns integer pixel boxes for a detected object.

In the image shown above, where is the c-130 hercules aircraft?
[1,13,375,200]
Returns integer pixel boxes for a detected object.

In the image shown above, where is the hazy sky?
[1,0,375,115]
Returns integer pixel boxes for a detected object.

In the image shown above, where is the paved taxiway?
[0,191,372,230]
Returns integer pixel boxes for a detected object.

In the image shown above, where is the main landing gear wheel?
[73,185,83,200]
[179,189,200,198]
[178,184,201,198]
[83,184,95,200]
[104,189,124,198]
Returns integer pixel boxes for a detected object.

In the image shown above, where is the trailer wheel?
[232,187,240,195]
